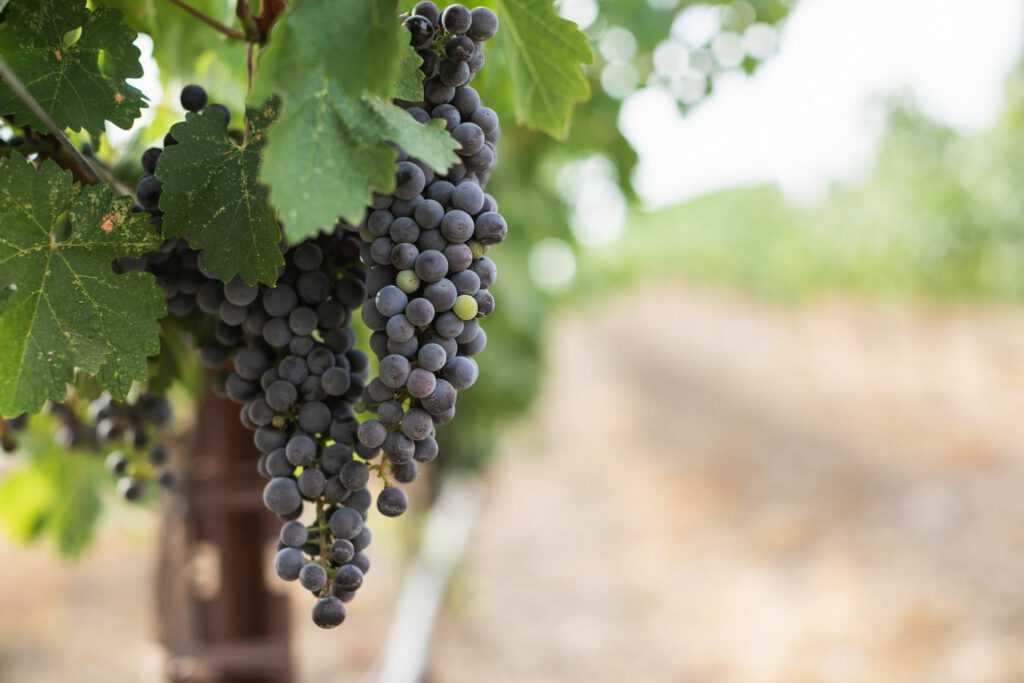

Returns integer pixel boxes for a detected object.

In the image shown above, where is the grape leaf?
[397,45,425,102]
[254,0,401,102]
[0,158,164,418]
[0,415,103,558]
[484,0,593,139]
[156,104,284,285]
[261,87,459,244]
[360,96,461,166]
[0,0,147,136]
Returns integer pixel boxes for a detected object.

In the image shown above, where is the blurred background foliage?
[578,65,1024,303]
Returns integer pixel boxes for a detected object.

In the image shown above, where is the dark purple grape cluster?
[350,3,506,516]
[216,232,374,630]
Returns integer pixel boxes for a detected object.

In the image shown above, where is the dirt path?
[4,286,1024,682]
[428,287,1024,683]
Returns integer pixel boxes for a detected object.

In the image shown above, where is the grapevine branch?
[167,0,247,41]
[0,57,135,198]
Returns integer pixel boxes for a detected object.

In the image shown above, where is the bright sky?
[620,0,1024,206]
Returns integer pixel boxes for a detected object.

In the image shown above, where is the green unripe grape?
[358,225,374,242]
[469,241,487,259]
[453,294,478,321]
[396,270,420,294]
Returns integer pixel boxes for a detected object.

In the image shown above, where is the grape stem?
[0,58,135,198]
[167,0,248,41]
[316,500,329,597]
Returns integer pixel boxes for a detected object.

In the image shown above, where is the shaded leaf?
[156,103,284,285]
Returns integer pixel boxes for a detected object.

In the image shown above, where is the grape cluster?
[133,85,380,627]
[112,3,508,624]
[218,234,373,629]
[351,3,505,510]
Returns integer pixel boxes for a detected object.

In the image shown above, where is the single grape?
[452,122,485,157]
[441,3,471,34]
[377,486,408,517]
[414,249,449,283]
[357,420,387,449]
[401,408,434,441]
[329,539,356,565]
[406,368,437,398]
[414,436,439,463]
[263,477,302,516]
[396,269,421,294]
[340,460,370,490]
[375,285,409,317]
[298,402,332,434]
[335,565,364,594]
[299,563,328,592]
[312,597,346,629]
[453,294,479,321]
[378,354,412,389]
[180,84,209,112]
[468,7,499,41]
[275,547,305,581]
[405,297,436,327]
[444,356,480,389]
[440,210,474,243]
[280,520,309,548]
[329,507,364,540]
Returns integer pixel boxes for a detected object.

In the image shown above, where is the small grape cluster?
[4,394,174,500]
[351,2,505,510]
[88,392,175,500]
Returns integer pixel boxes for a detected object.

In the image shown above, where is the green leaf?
[361,96,460,170]
[0,0,147,136]
[261,89,459,243]
[0,158,165,418]
[487,0,593,139]
[156,103,284,285]
[396,45,425,102]
[253,0,401,102]
[0,414,103,558]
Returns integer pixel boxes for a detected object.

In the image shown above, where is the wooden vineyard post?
[156,387,295,683]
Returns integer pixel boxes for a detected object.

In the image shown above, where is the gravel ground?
[3,287,1024,682]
